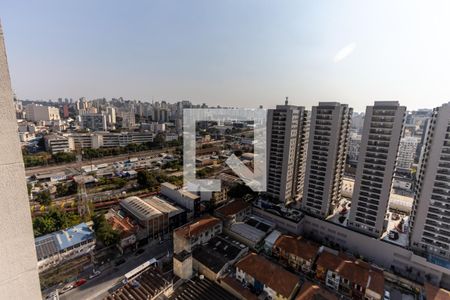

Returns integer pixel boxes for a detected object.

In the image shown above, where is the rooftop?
[274,235,320,261]
[35,223,94,261]
[295,281,338,300]
[169,276,237,300]
[215,199,250,218]
[104,267,171,300]
[174,215,221,239]
[106,211,137,238]
[424,282,450,300]
[235,253,299,299]
[144,196,184,217]
[120,196,163,221]
[316,251,382,291]
[193,235,247,273]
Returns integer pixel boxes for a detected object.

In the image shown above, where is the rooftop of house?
[221,275,259,300]
[235,253,299,299]
[174,215,221,239]
[193,235,247,273]
[424,283,450,300]
[295,281,338,300]
[316,251,383,291]
[215,199,251,218]
[106,211,137,237]
[274,235,320,261]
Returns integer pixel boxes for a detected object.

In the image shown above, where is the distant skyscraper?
[266,98,309,204]
[348,101,405,237]
[409,102,450,260]
[301,102,352,218]
[397,136,419,170]
[0,22,41,298]
[80,113,107,131]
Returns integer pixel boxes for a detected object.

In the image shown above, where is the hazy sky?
[2,0,450,111]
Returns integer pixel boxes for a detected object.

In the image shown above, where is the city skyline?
[3,1,450,111]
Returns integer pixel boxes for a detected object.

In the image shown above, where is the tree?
[92,213,120,246]
[32,208,81,237]
[35,190,52,206]
[228,182,255,198]
[137,170,158,188]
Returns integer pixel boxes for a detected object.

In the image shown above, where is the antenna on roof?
[285,96,289,105]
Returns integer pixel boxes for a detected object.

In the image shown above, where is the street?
[59,240,172,300]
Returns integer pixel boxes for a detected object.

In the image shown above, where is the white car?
[384,290,390,300]
[59,284,74,294]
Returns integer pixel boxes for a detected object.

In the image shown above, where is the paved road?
[60,240,172,300]
[25,148,175,176]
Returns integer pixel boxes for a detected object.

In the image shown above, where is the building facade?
[397,136,419,170]
[301,102,352,218]
[266,99,309,204]
[410,102,450,260]
[348,101,405,237]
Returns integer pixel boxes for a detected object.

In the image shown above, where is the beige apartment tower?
[410,102,450,260]
[266,99,309,204]
[301,102,352,218]
[0,24,41,298]
[348,101,406,237]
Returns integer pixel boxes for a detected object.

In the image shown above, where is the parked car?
[74,278,87,287]
[59,284,74,294]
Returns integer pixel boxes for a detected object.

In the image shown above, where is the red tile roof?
[107,214,137,238]
[295,281,338,300]
[424,283,450,300]
[235,253,299,299]
[366,267,385,296]
[215,199,250,218]
[174,215,221,238]
[221,275,259,300]
[316,252,370,288]
[274,235,319,261]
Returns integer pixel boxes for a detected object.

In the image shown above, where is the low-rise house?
[192,235,248,280]
[35,223,95,272]
[235,253,300,300]
[272,235,319,274]
[105,209,138,252]
[173,215,222,253]
[315,251,385,300]
[215,199,252,225]
[295,281,338,300]
[423,282,450,300]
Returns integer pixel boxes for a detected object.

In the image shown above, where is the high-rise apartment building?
[301,102,352,218]
[80,113,107,131]
[397,136,419,170]
[266,99,309,204]
[410,102,450,260]
[347,101,405,237]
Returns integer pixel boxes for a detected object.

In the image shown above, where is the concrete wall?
[0,24,41,299]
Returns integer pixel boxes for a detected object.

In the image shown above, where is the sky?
[1,0,450,111]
